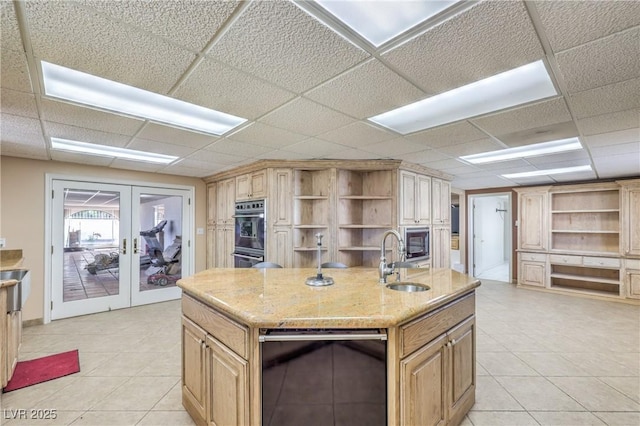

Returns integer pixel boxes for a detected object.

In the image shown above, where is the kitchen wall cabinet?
[267,169,293,267]
[620,180,640,257]
[400,170,431,226]
[236,170,267,201]
[398,295,475,426]
[215,227,234,268]
[0,284,21,389]
[216,178,235,227]
[432,226,451,269]
[182,295,250,426]
[432,178,451,225]
[516,180,640,303]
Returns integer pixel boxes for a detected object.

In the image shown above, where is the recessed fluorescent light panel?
[315,0,460,47]
[502,165,592,179]
[460,137,583,164]
[368,60,557,134]
[51,137,178,164]
[41,61,247,136]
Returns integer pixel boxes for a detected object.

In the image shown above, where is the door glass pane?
[138,193,183,291]
[62,188,121,302]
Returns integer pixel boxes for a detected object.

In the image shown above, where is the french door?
[51,180,191,320]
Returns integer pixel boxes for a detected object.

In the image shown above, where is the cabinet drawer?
[182,294,248,359]
[519,252,546,262]
[626,259,640,270]
[583,256,620,268]
[400,293,475,358]
[549,254,582,265]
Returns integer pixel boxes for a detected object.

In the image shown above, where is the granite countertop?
[178,267,480,328]
[0,249,24,271]
[0,279,18,289]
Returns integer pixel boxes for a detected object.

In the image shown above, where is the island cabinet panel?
[398,296,476,426]
[182,294,248,359]
[400,334,447,426]
[206,335,249,426]
[182,317,207,422]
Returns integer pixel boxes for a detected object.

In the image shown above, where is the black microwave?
[404,227,430,261]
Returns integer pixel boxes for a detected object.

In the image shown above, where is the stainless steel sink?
[385,282,430,292]
[0,269,30,312]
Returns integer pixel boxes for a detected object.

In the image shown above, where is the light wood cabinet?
[625,259,640,299]
[267,169,293,267]
[399,299,475,426]
[432,178,450,225]
[337,169,395,267]
[432,226,451,269]
[0,283,22,388]
[182,296,250,426]
[236,170,267,201]
[292,169,333,267]
[400,170,431,225]
[619,180,640,257]
[207,184,216,226]
[518,252,546,287]
[216,178,235,226]
[515,187,549,251]
[215,227,234,268]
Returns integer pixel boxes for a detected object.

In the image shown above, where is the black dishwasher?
[260,329,387,426]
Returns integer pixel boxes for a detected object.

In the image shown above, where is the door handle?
[122,238,127,255]
[133,237,139,254]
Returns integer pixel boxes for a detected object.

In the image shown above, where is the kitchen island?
[178,267,480,426]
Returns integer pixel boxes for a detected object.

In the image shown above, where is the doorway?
[49,178,192,320]
[469,193,512,282]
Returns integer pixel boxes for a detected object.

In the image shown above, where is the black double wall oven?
[232,199,266,267]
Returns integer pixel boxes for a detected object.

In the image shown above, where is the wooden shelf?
[294,247,328,252]
[550,273,620,285]
[339,246,384,251]
[551,209,619,213]
[551,230,619,234]
[339,224,393,229]
[339,195,393,200]
[294,195,329,200]
[293,225,329,229]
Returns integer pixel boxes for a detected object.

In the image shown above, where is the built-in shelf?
[550,272,620,285]
[294,195,329,200]
[293,225,329,229]
[339,195,393,200]
[293,247,328,252]
[551,230,619,234]
[339,224,393,229]
[339,246,385,251]
[551,209,619,213]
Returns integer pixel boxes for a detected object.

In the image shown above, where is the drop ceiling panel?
[494,121,579,148]
[256,150,309,161]
[525,152,591,167]
[0,114,46,147]
[109,159,164,173]
[471,159,532,171]
[127,138,197,158]
[550,170,598,183]
[0,141,48,160]
[324,148,382,160]
[226,122,307,149]
[24,1,195,94]
[584,128,640,148]
[305,59,425,118]
[281,138,350,158]
[135,123,217,149]
[1,89,39,119]
[577,109,640,136]
[555,28,640,94]
[206,0,369,94]
[185,149,247,166]
[259,98,355,136]
[40,99,144,136]
[50,150,113,167]
[204,139,273,158]
[316,122,396,148]
[436,139,502,157]
[470,98,571,137]
[422,158,467,170]
[176,157,230,173]
[161,164,219,178]
[593,153,640,178]
[590,141,640,158]
[0,2,32,92]
[533,0,640,52]
[382,1,544,94]
[363,138,425,157]
[452,175,515,190]
[406,121,487,148]
[44,122,132,149]
[83,0,241,52]
[173,58,296,120]
[568,77,640,119]
[395,149,451,164]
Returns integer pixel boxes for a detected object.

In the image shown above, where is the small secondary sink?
[0,269,30,312]
[385,282,430,292]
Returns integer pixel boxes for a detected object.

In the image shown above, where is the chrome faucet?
[379,229,405,284]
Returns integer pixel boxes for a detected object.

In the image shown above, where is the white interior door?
[131,187,189,306]
[51,180,191,319]
[51,180,131,319]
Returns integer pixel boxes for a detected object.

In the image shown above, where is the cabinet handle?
[122,238,127,255]
[450,338,456,346]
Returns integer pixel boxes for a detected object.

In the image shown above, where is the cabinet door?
[269,168,292,226]
[417,174,432,224]
[207,184,216,225]
[235,174,250,200]
[623,186,640,256]
[216,227,234,268]
[519,260,546,287]
[432,178,449,224]
[207,225,216,269]
[518,191,547,251]
[433,226,451,269]
[250,170,267,199]
[270,226,292,268]
[400,334,448,426]
[206,335,249,426]
[217,178,235,225]
[626,270,640,299]
[447,317,475,426]
[400,171,418,225]
[7,310,21,380]
[182,317,208,423]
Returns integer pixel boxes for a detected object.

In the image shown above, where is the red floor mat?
[3,349,80,392]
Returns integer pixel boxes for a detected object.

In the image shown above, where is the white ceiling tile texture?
[1,0,639,190]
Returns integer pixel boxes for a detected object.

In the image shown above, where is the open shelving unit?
[548,186,622,297]
[336,169,395,267]
[292,169,333,267]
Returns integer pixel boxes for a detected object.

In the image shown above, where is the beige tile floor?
[1,279,639,425]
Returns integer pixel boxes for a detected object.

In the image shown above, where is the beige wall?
[0,156,208,322]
